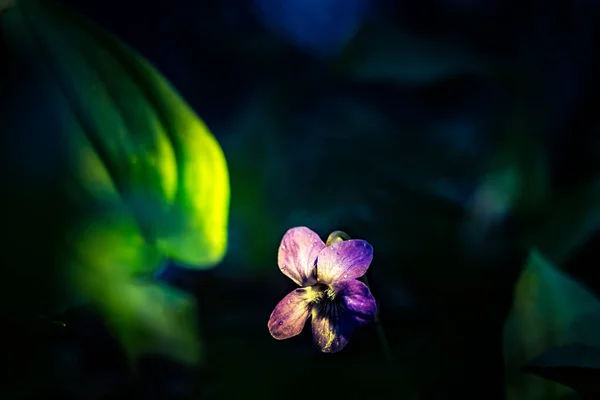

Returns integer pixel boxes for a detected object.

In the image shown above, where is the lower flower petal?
[311,307,355,353]
[268,288,312,340]
[333,279,377,325]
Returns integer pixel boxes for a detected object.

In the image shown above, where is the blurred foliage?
[0,0,14,12]
[1,0,600,398]
[0,0,230,376]
[523,178,600,267]
[523,343,600,396]
[504,250,600,400]
[338,22,492,86]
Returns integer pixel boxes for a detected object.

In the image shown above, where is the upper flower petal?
[268,288,312,340]
[333,279,377,325]
[278,227,325,286]
[311,306,355,353]
[316,239,373,284]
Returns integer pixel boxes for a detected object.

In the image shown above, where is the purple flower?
[268,227,377,353]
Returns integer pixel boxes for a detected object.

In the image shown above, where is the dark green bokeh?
[1,0,600,399]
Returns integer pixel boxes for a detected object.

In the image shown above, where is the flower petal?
[316,239,373,284]
[268,288,312,340]
[311,306,355,353]
[333,279,377,325]
[278,227,325,286]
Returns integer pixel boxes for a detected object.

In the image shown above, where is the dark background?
[1,0,600,398]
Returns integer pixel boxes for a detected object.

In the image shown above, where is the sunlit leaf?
[1,0,230,364]
[503,250,600,400]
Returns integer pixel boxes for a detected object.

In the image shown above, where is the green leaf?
[503,250,600,400]
[523,344,600,396]
[466,119,549,233]
[1,0,230,364]
[523,179,600,266]
[19,0,230,268]
[335,23,490,86]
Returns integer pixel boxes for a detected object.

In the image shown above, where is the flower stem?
[326,230,393,363]
[362,274,393,364]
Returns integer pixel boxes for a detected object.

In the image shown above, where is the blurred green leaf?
[468,67,599,265]
[523,344,600,396]
[524,179,600,267]
[466,107,549,234]
[336,23,489,86]
[1,0,230,364]
[0,0,14,12]
[503,250,600,400]
[220,89,286,273]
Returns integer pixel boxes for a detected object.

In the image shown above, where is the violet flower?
[268,227,377,353]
